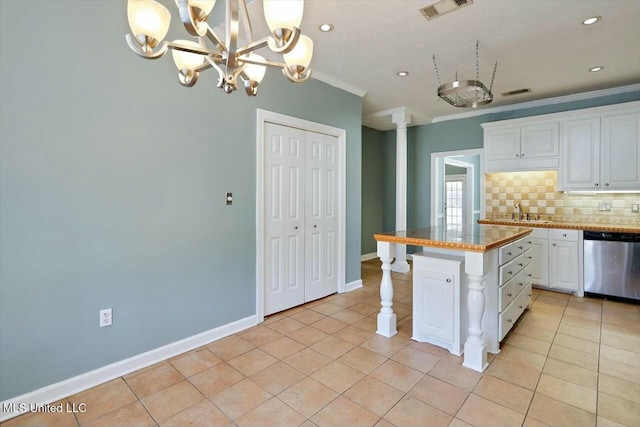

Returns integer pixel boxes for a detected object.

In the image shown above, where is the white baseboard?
[0,315,258,422]
[345,279,363,292]
[360,252,378,261]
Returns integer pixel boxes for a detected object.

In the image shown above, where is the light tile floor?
[3,260,640,427]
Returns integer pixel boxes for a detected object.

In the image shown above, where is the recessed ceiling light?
[397,71,409,77]
[583,16,601,25]
[319,23,334,32]
[589,66,604,72]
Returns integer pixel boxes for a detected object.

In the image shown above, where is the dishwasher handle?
[584,231,640,243]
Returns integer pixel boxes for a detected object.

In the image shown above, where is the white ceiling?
[248,0,640,130]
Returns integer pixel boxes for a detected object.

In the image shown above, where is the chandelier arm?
[201,23,228,54]
[238,57,283,68]
[235,38,270,58]
[267,27,301,54]
[166,41,218,58]
[225,0,240,71]
[177,0,207,37]
[283,65,312,83]
[205,56,228,89]
[125,34,169,59]
[238,0,253,43]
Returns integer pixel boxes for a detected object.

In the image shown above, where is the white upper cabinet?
[559,118,601,190]
[601,112,640,190]
[559,110,640,191]
[484,122,559,172]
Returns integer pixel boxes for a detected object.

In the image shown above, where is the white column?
[376,241,397,337]
[462,251,488,372]
[391,109,411,273]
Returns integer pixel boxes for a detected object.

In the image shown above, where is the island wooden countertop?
[478,219,640,234]
[374,224,533,253]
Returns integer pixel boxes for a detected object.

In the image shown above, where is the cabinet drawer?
[513,270,527,295]
[531,228,549,239]
[522,249,533,268]
[513,285,530,313]
[499,257,523,285]
[549,229,579,242]
[523,264,533,286]
[499,240,523,265]
[499,280,515,312]
[499,302,519,341]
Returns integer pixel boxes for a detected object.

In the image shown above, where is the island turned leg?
[376,241,397,337]
[463,252,488,372]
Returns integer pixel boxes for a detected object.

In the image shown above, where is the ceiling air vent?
[420,0,473,20]
[501,88,533,97]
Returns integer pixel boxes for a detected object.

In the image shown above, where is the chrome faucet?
[514,202,522,221]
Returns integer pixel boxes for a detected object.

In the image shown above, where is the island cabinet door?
[263,123,340,315]
[414,269,455,341]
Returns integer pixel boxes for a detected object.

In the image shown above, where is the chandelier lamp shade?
[125,0,314,96]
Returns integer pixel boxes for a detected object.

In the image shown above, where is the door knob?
[294,226,298,230]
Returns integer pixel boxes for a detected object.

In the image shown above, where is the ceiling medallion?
[432,41,498,108]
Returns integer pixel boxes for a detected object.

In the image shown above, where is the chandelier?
[432,41,497,108]
[125,0,313,96]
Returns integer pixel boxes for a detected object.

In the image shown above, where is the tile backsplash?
[485,171,640,225]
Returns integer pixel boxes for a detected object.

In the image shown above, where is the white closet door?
[264,123,306,315]
[304,131,339,302]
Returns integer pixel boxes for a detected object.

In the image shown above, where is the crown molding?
[312,70,367,98]
[431,83,640,123]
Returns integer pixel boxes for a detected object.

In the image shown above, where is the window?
[445,175,466,229]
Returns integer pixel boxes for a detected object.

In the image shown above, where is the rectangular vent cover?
[420,0,473,20]
[501,88,533,97]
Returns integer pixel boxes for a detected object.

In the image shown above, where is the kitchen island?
[374,224,532,372]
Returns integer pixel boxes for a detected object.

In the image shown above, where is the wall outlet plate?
[598,202,612,212]
[99,308,112,327]
[632,203,640,213]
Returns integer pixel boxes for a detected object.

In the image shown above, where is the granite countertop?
[478,219,640,234]
[374,224,532,253]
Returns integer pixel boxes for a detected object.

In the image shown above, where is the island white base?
[412,252,468,356]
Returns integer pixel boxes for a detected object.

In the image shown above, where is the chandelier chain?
[490,61,498,92]
[432,54,442,86]
[476,40,479,81]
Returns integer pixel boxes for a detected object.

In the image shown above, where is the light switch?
[226,192,233,205]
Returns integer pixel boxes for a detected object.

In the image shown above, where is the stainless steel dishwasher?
[584,231,640,302]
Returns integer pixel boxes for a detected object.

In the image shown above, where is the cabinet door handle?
[521,153,525,157]
[294,226,298,230]
[595,183,599,187]
[605,183,609,187]
[552,243,557,246]
[313,225,317,228]
[563,233,567,237]
[446,278,451,283]
[516,154,520,158]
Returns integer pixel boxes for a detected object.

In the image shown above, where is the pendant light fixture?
[125,0,313,97]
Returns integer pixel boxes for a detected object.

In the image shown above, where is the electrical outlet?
[598,202,612,211]
[99,308,112,327]
[632,203,640,214]
[226,192,233,206]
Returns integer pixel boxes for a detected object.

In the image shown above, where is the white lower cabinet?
[529,228,549,287]
[412,253,466,356]
[549,229,580,292]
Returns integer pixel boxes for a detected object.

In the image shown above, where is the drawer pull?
[294,226,298,229]
[528,273,532,277]
[563,233,567,237]
[527,256,532,260]
[519,305,523,309]
[595,183,599,187]
[519,263,523,267]
[507,293,512,297]
[518,246,523,250]
[552,243,557,247]
[507,319,513,323]
[605,183,610,187]
[507,251,512,256]
[508,271,513,275]
[446,278,451,283]
[528,293,532,297]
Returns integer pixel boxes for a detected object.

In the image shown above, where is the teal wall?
[0,0,362,400]
[361,127,385,255]
[445,165,467,175]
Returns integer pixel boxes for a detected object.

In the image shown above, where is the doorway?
[256,109,346,322]
[431,149,483,227]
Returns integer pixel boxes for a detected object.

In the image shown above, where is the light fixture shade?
[243,54,267,83]
[189,0,215,15]
[127,0,171,42]
[171,40,206,70]
[283,35,313,69]
[263,0,303,33]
